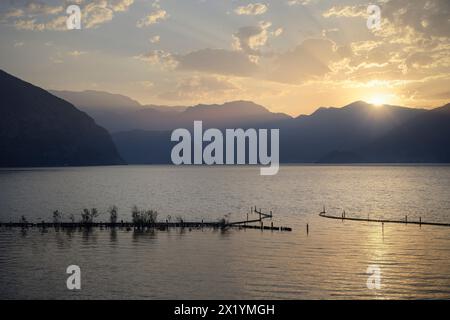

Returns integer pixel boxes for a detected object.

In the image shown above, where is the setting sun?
[368,96,386,106]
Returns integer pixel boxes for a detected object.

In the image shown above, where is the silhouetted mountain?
[143,104,187,113]
[112,130,172,164]
[7,77,449,164]
[50,90,145,133]
[0,70,124,167]
[356,104,450,162]
[50,91,292,133]
[279,101,426,162]
[50,90,142,113]
[112,101,449,164]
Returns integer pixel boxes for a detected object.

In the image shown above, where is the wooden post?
[419,217,421,226]
[260,221,263,231]
[306,223,309,235]
[271,221,273,231]
[405,215,408,224]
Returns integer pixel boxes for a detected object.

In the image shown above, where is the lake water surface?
[0,165,449,299]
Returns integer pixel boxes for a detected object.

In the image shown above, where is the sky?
[0,0,449,116]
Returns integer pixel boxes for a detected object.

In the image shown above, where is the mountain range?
[51,90,290,132]
[1,70,449,166]
[109,100,450,164]
[0,70,123,166]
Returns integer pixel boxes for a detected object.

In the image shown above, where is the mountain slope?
[358,104,450,162]
[112,130,172,164]
[279,101,426,162]
[50,90,292,133]
[121,100,291,131]
[50,90,142,113]
[0,70,124,166]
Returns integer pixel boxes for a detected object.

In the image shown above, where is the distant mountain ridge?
[0,70,124,167]
[278,101,426,162]
[2,71,449,166]
[51,90,292,132]
[355,103,450,163]
[50,90,142,113]
[111,101,449,164]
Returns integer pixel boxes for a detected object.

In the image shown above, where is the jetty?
[0,207,292,232]
[319,207,450,228]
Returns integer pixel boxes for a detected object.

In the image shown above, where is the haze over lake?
[1,165,449,299]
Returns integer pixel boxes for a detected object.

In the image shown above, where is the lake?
[0,165,449,299]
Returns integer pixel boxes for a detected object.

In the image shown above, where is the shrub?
[131,205,158,226]
[53,210,62,223]
[81,208,99,224]
[108,205,118,224]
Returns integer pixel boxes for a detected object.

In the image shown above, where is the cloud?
[270,38,341,84]
[67,50,88,57]
[381,0,450,38]
[149,35,161,43]
[1,0,135,30]
[287,0,314,6]
[176,48,259,76]
[320,0,450,91]
[398,75,450,103]
[22,2,64,16]
[83,2,114,29]
[322,5,366,18]
[3,8,25,19]
[134,80,155,88]
[231,22,283,64]
[134,50,179,70]
[158,75,238,101]
[234,3,268,16]
[137,9,168,27]
[134,47,259,76]
[110,0,134,12]
[232,22,272,56]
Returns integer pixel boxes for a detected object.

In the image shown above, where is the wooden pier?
[319,208,450,228]
[0,207,292,232]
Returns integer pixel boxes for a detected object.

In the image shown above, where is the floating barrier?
[0,207,292,232]
[319,208,450,228]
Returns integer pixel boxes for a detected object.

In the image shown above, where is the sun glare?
[368,95,388,106]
